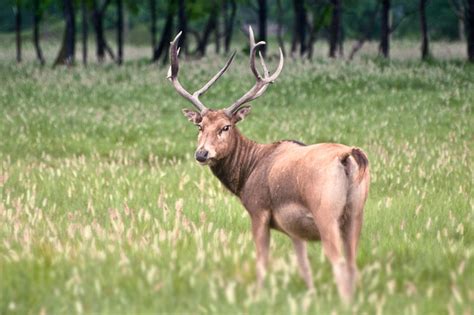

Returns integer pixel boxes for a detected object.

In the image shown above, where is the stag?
[167,27,370,303]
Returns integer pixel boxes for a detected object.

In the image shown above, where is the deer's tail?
[340,147,369,183]
[351,148,369,182]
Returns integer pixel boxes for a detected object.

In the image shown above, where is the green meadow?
[0,43,472,314]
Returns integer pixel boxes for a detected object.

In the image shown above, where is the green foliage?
[187,0,214,20]
[308,1,332,34]
[0,0,463,41]
[125,0,141,16]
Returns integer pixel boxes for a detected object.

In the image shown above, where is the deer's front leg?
[292,238,314,291]
[250,211,271,290]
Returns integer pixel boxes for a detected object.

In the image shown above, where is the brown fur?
[186,110,370,303]
[169,26,370,303]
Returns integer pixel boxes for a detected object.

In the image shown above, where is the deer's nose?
[195,149,209,162]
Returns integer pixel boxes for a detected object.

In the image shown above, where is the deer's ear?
[232,106,252,123]
[182,109,202,124]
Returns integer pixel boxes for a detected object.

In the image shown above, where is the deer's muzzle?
[195,149,209,163]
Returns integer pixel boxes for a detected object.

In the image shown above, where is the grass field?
[0,44,473,314]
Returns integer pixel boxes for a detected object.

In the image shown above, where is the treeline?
[8,0,474,65]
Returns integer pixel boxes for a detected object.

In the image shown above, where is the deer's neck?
[210,131,275,197]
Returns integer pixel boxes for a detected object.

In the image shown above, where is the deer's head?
[167,27,284,165]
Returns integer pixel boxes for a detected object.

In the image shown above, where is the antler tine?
[249,26,266,79]
[167,32,208,113]
[250,51,270,100]
[267,47,284,82]
[167,32,236,113]
[195,51,236,98]
[166,46,180,79]
[224,27,285,116]
[259,51,269,77]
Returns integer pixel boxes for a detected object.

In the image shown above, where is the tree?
[33,0,45,65]
[81,0,88,65]
[419,0,429,60]
[224,0,237,53]
[292,0,307,56]
[306,1,333,60]
[347,1,380,61]
[380,0,390,58]
[14,0,21,63]
[177,0,187,53]
[449,0,474,61]
[152,0,174,63]
[54,0,76,66]
[196,5,218,56]
[117,0,124,64]
[276,0,286,56]
[215,1,221,54]
[92,0,115,62]
[65,0,76,63]
[329,0,342,58]
[466,0,474,62]
[150,0,156,55]
[257,0,267,56]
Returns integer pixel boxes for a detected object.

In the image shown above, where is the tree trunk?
[293,0,307,57]
[347,2,380,61]
[53,32,68,67]
[338,23,344,57]
[65,0,76,64]
[54,0,76,66]
[178,0,187,53]
[215,25,220,54]
[81,0,88,65]
[123,8,129,39]
[419,0,429,60]
[224,0,236,53]
[15,1,21,63]
[216,2,221,54]
[153,8,174,62]
[459,16,465,41]
[257,0,267,56]
[329,0,341,58]
[276,0,286,56]
[92,1,105,62]
[467,0,474,62]
[380,0,390,58]
[197,10,217,56]
[92,0,112,62]
[117,0,124,65]
[150,0,156,56]
[290,0,300,55]
[307,11,318,60]
[104,42,116,60]
[33,0,45,65]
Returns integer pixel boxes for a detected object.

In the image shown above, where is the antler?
[224,26,284,117]
[167,32,236,113]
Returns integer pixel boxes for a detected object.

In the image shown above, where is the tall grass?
[0,45,472,314]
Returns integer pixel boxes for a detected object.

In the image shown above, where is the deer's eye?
[221,125,231,132]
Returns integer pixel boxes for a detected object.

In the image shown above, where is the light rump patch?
[168,27,370,304]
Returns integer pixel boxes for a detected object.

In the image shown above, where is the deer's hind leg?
[308,173,354,303]
[341,179,369,294]
[313,209,354,303]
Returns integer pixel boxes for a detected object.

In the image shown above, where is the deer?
[167,27,370,303]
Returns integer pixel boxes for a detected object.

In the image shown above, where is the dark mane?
[279,139,307,146]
